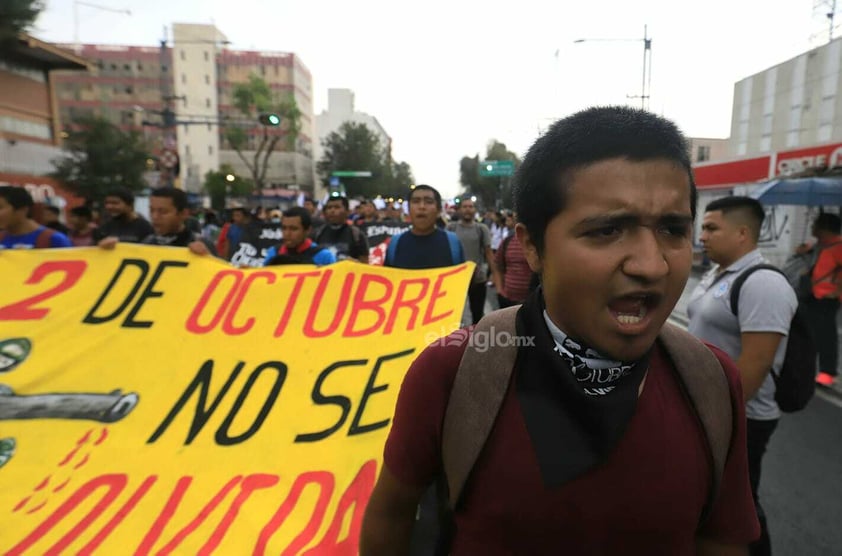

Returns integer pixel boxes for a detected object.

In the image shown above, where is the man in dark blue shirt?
[385,184,464,269]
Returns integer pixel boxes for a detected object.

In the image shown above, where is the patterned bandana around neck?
[542,310,638,397]
[515,288,651,487]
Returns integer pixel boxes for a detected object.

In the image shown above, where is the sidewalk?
[671,268,842,399]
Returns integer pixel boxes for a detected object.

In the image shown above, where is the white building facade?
[314,88,392,173]
[730,37,842,158]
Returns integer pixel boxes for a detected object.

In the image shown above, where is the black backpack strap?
[658,323,732,526]
[442,305,521,509]
[729,264,784,316]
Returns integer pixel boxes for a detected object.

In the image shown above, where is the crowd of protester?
[0,184,535,324]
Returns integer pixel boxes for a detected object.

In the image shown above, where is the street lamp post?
[573,24,652,110]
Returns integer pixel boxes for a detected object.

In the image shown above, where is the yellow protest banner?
[0,245,472,555]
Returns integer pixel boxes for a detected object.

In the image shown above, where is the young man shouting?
[362,107,758,555]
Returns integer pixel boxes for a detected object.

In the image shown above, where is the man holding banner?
[362,107,758,554]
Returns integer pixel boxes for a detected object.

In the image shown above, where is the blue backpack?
[384,230,464,267]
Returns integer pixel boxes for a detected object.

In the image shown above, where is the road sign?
[479,160,515,177]
[160,149,178,169]
[332,171,372,178]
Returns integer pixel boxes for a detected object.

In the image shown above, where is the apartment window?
[124,64,130,71]
[206,98,211,108]
[138,63,143,71]
[110,63,117,71]
[760,137,772,152]
[696,145,711,162]
[207,123,212,131]
[180,50,186,61]
[204,51,209,62]
[208,145,214,155]
[183,125,189,134]
[185,145,191,155]
[181,74,187,84]
[205,74,210,85]
[0,116,51,140]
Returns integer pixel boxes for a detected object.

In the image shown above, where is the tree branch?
[259,135,281,186]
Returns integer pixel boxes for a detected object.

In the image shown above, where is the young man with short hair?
[384,185,465,270]
[143,187,216,255]
[68,205,97,247]
[302,196,325,236]
[0,186,72,249]
[447,197,500,324]
[688,196,797,556]
[362,107,758,555]
[99,187,215,256]
[94,187,153,244]
[315,195,369,263]
[263,206,336,266]
[41,205,70,234]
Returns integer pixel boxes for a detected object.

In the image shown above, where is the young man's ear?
[515,223,542,273]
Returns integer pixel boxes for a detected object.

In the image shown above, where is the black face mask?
[515,288,650,487]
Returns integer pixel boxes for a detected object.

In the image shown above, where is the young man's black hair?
[814,212,842,234]
[45,205,61,216]
[70,205,93,219]
[283,206,312,229]
[705,196,765,241]
[513,106,697,255]
[410,184,442,210]
[0,186,35,211]
[326,195,350,210]
[150,186,188,212]
[106,187,135,206]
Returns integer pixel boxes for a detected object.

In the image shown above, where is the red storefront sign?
[693,142,842,188]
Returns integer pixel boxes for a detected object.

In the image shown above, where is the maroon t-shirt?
[384,332,759,555]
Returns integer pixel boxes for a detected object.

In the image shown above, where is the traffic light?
[258,113,281,126]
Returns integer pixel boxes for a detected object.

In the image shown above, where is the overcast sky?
[34,0,831,198]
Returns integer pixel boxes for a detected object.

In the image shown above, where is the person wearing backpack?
[687,196,797,556]
[361,107,758,555]
[262,206,335,266]
[801,213,842,387]
[0,186,72,250]
[447,197,500,324]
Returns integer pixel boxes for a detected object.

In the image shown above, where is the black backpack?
[729,264,816,412]
[265,244,325,266]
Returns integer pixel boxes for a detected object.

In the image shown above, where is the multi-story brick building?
[0,33,89,211]
[52,23,316,197]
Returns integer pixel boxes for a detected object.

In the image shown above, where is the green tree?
[51,116,150,203]
[389,160,415,195]
[223,74,302,191]
[317,122,389,198]
[203,165,254,211]
[459,140,521,208]
[0,0,43,43]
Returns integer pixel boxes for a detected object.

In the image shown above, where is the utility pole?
[73,1,131,51]
[573,24,653,110]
